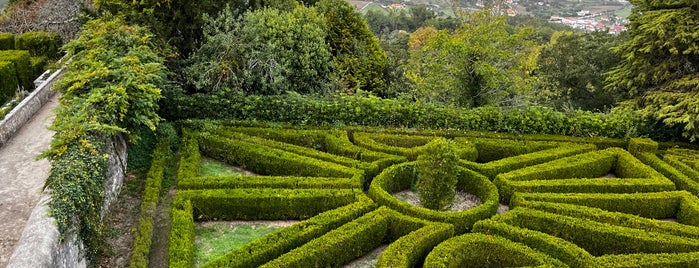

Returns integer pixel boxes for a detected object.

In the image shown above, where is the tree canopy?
[186,5,332,95]
[406,10,538,108]
[605,0,699,140]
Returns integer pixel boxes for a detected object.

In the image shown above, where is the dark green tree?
[537,31,626,111]
[316,0,386,93]
[186,5,333,95]
[416,138,460,210]
[605,0,699,141]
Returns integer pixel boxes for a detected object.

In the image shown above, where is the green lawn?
[199,156,254,177]
[193,223,281,267]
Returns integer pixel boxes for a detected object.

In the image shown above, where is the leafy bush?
[41,16,166,264]
[186,5,332,95]
[14,31,63,59]
[416,138,459,210]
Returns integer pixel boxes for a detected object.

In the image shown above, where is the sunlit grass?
[199,156,253,177]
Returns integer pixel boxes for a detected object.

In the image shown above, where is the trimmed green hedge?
[163,92,659,141]
[178,176,361,190]
[15,31,63,59]
[203,125,407,175]
[129,136,170,268]
[496,207,699,256]
[377,218,453,268]
[637,152,699,195]
[513,201,699,239]
[462,143,597,179]
[595,252,699,267]
[510,191,699,221]
[0,50,31,90]
[462,138,562,163]
[179,188,366,221]
[353,132,477,161]
[198,132,364,183]
[262,207,454,268]
[30,56,47,78]
[0,61,18,104]
[0,33,13,50]
[494,148,675,202]
[169,198,196,268]
[423,233,566,267]
[629,138,658,156]
[368,162,498,233]
[472,219,594,267]
[201,197,376,268]
[665,154,699,184]
[205,128,381,180]
[177,129,200,179]
[261,207,391,267]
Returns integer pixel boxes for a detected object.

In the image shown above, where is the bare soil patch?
[343,244,388,268]
[393,190,482,211]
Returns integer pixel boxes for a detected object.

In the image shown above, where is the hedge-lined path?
[0,93,58,267]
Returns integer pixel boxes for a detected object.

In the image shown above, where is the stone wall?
[0,69,63,147]
[7,134,128,267]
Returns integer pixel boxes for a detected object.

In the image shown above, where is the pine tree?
[605,0,699,141]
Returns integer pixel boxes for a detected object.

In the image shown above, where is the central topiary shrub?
[416,137,460,210]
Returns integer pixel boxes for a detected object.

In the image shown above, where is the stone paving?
[0,94,57,267]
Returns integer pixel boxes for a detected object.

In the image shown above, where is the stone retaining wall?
[8,134,127,268]
[5,68,129,267]
[0,69,63,148]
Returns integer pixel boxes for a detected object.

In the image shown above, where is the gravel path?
[0,94,58,267]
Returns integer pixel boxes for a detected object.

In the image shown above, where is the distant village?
[548,11,627,34]
[363,0,629,35]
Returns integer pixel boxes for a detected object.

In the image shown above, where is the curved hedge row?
[198,132,364,183]
[424,233,566,267]
[494,147,675,202]
[368,162,498,233]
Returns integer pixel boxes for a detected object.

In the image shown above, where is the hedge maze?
[150,122,699,267]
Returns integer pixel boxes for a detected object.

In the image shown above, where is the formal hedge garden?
[126,120,699,267]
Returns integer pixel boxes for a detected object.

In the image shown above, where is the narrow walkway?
[0,93,58,267]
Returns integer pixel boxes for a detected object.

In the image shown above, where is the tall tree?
[605,0,699,141]
[186,5,332,95]
[537,31,625,111]
[316,0,386,93]
[405,10,538,108]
